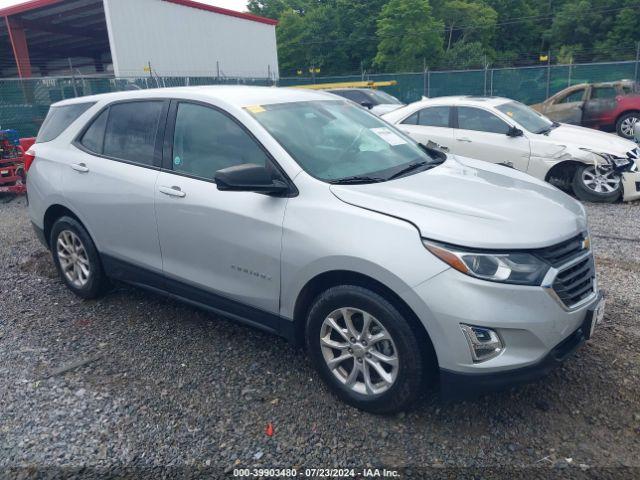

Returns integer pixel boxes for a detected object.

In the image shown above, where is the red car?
[531,80,640,139]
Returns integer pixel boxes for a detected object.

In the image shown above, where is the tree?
[441,0,497,50]
[374,0,444,72]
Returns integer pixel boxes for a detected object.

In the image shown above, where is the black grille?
[552,256,595,307]
[536,233,586,268]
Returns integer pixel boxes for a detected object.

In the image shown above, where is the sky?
[0,0,250,13]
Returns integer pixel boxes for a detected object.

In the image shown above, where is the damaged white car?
[382,96,640,203]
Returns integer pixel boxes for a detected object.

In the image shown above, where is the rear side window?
[591,87,617,99]
[417,106,450,127]
[79,109,109,154]
[36,103,94,143]
[103,101,163,166]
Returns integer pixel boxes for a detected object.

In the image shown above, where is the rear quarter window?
[36,103,95,143]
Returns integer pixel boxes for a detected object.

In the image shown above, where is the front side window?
[37,102,94,143]
[247,100,441,182]
[496,101,553,134]
[172,103,268,180]
[558,89,585,104]
[103,101,163,166]
[457,107,509,134]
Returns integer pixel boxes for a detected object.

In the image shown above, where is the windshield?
[247,100,440,182]
[365,90,403,105]
[496,101,553,134]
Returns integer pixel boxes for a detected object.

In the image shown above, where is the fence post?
[490,68,494,96]
[545,50,551,99]
[483,55,488,96]
[423,66,428,97]
[427,69,430,97]
[68,58,78,97]
[635,42,640,84]
[568,59,572,87]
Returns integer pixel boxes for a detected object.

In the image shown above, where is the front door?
[452,106,531,172]
[582,85,618,128]
[543,86,586,124]
[155,101,288,314]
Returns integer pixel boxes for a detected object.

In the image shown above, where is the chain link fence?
[1,59,638,137]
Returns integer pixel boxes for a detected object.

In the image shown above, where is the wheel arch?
[43,204,85,248]
[544,159,586,192]
[292,270,438,369]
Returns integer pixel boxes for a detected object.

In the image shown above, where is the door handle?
[159,185,186,198]
[456,137,472,143]
[70,162,89,173]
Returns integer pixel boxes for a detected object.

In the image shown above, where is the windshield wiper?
[537,121,560,135]
[330,175,386,185]
[386,161,430,180]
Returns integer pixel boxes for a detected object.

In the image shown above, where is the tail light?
[23,148,36,172]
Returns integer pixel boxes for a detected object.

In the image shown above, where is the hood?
[330,156,587,249]
[537,124,637,157]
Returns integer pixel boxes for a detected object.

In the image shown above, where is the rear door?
[543,87,586,124]
[453,106,531,171]
[65,100,168,274]
[154,100,288,315]
[396,106,454,151]
[582,85,618,127]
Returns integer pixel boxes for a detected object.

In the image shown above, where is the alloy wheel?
[56,230,91,288]
[620,116,639,137]
[320,307,399,396]
[581,165,621,194]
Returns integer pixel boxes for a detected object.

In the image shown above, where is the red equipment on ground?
[0,132,33,194]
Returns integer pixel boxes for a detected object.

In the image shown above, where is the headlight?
[423,240,550,285]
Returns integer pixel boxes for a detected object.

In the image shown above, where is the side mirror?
[507,125,524,137]
[215,163,289,195]
[360,101,374,110]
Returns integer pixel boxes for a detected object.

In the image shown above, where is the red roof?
[0,0,278,26]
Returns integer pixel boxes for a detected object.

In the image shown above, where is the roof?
[0,0,278,26]
[413,95,512,107]
[53,85,337,108]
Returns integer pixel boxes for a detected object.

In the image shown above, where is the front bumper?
[440,315,589,399]
[621,170,640,201]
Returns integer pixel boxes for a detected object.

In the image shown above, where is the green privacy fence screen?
[1,60,638,137]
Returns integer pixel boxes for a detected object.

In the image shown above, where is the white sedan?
[382,96,640,203]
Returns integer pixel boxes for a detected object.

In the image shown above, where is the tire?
[615,111,640,139]
[572,164,621,203]
[305,285,429,414]
[50,216,109,299]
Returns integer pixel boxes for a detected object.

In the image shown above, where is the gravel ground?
[0,194,639,477]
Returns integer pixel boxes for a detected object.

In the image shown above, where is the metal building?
[0,0,279,79]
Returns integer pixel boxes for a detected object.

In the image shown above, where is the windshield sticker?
[370,127,407,146]
[245,105,266,114]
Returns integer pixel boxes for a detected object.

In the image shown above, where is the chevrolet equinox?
[27,87,604,413]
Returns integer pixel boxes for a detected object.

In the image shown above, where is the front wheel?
[572,164,622,203]
[305,285,429,414]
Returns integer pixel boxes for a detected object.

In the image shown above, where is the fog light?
[460,324,504,362]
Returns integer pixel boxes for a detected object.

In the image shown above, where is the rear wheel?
[50,216,109,299]
[616,111,639,139]
[305,285,429,414]
[572,164,621,203]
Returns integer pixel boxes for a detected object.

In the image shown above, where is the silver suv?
[27,87,604,413]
